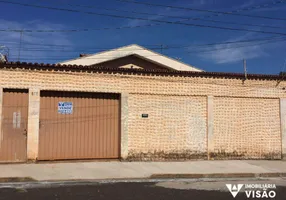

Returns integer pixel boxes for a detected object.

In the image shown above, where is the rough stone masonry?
[0,63,286,161]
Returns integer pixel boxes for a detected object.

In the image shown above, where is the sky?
[0,0,286,74]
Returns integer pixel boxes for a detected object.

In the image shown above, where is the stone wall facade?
[0,67,286,160]
[127,95,207,160]
[212,97,281,159]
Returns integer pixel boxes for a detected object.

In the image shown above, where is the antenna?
[243,59,247,80]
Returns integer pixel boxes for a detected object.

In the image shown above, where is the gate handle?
[23,129,27,136]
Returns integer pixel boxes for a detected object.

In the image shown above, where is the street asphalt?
[0,179,286,200]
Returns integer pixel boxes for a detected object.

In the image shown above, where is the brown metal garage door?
[0,89,28,163]
[38,91,120,160]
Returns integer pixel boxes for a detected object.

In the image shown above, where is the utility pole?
[243,59,247,80]
[18,30,23,62]
[278,58,286,85]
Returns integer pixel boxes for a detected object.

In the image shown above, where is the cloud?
[200,45,264,64]
[198,33,275,64]
[0,19,73,63]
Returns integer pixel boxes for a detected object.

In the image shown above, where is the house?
[58,44,202,72]
[0,44,285,163]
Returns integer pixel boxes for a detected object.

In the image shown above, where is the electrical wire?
[35,0,286,31]
[4,36,285,51]
[117,0,286,21]
[1,0,286,36]
[194,19,286,30]
[9,37,286,61]
[187,38,286,54]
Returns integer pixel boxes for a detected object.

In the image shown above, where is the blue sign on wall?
[58,102,73,114]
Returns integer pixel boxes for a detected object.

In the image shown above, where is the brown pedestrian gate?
[38,91,120,160]
[0,89,28,163]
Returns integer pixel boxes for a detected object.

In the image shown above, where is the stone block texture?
[127,94,207,161]
[0,68,285,160]
[212,97,281,159]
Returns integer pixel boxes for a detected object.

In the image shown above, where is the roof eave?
[0,61,283,81]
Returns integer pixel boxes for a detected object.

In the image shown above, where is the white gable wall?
[59,45,202,72]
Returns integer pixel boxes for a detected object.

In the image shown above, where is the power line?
[1,0,286,36]
[4,36,284,52]
[169,36,285,49]
[21,38,286,52]
[8,37,286,61]
[195,19,286,30]
[0,40,164,48]
[187,38,286,54]
[117,0,286,21]
[0,23,157,33]
[38,0,197,19]
[36,0,286,31]
[2,19,285,33]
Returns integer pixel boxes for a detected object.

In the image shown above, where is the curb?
[0,177,36,183]
[150,173,286,179]
[0,173,285,184]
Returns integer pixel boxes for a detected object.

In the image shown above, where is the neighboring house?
[59,44,202,72]
[0,46,286,163]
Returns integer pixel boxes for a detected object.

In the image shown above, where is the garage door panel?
[0,89,28,163]
[38,91,120,160]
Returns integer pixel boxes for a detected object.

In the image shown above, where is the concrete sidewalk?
[1,160,286,182]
